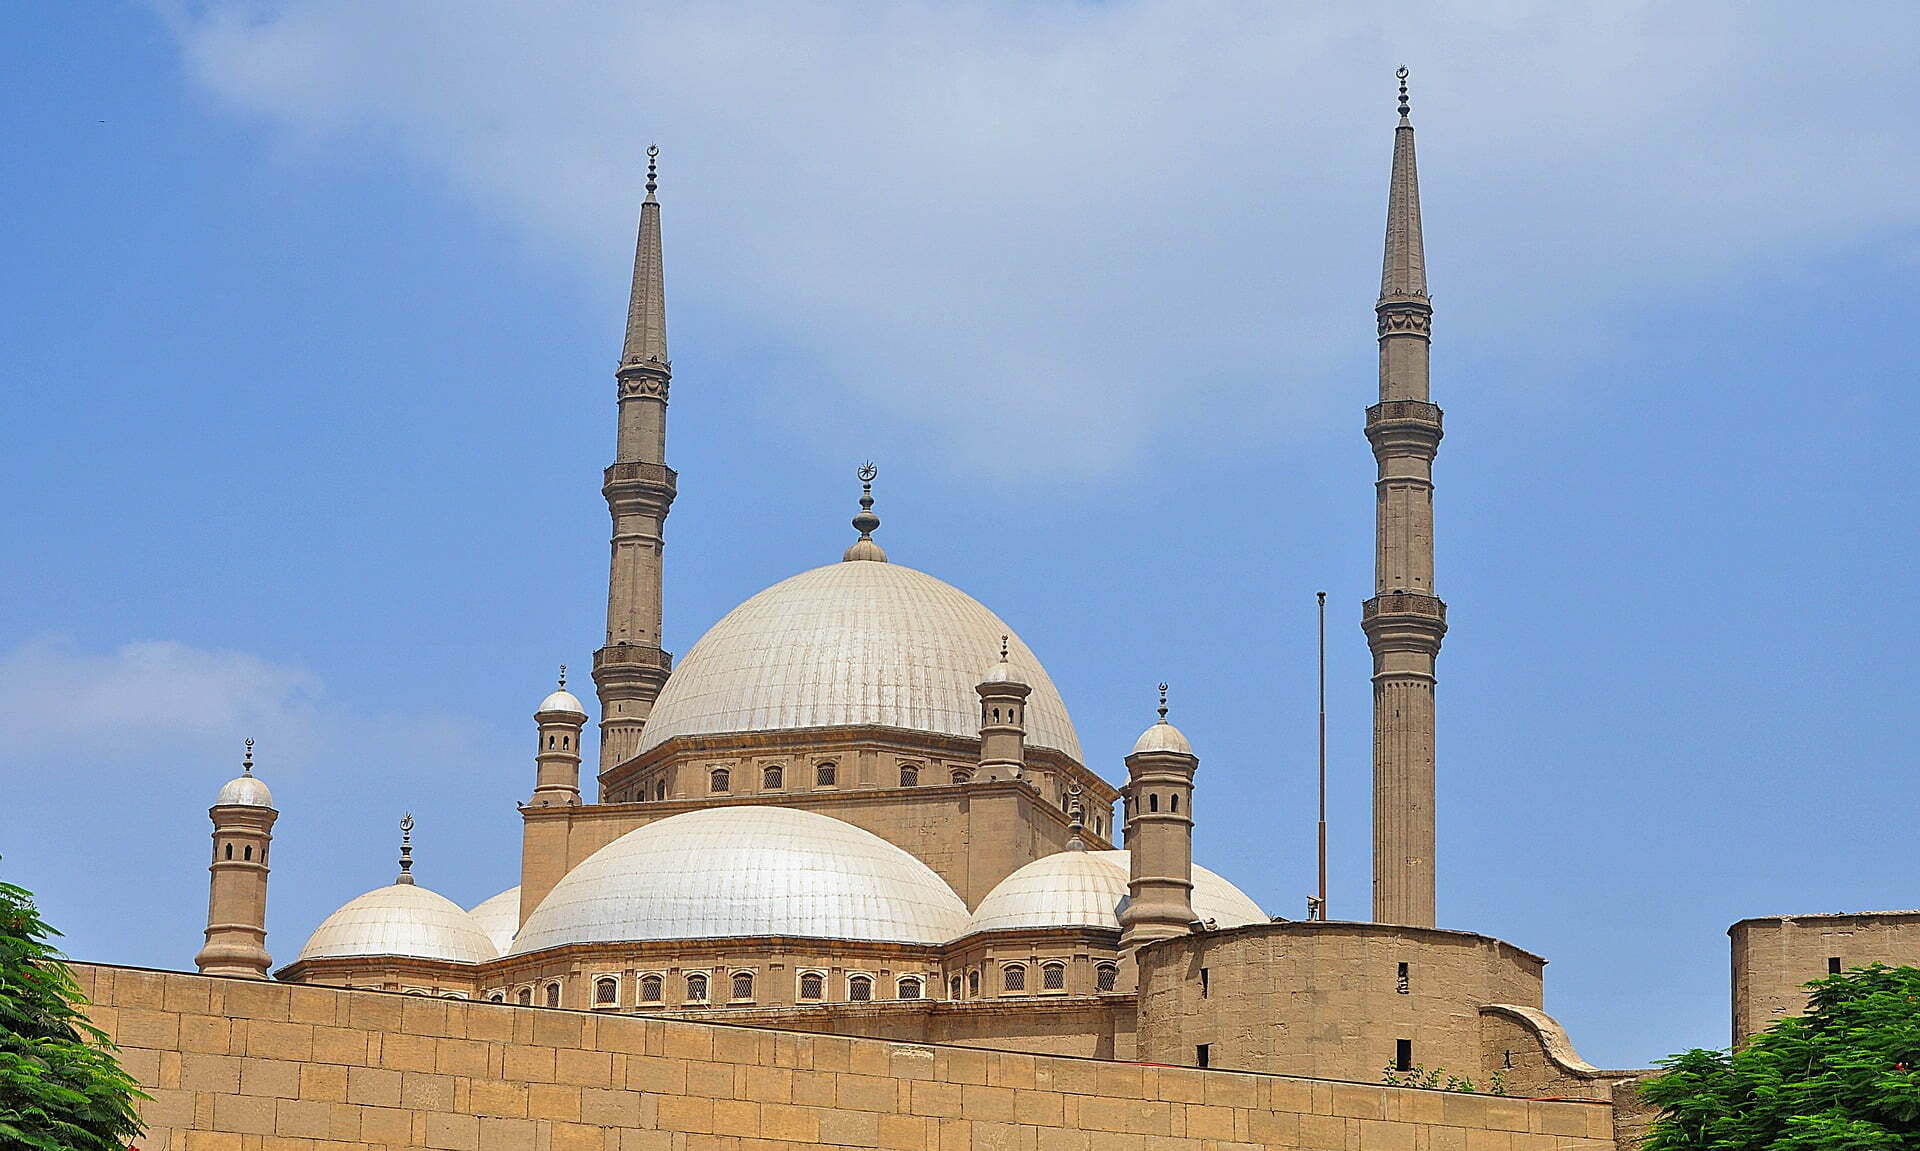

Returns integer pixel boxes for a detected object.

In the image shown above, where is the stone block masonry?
[77,962,1614,1150]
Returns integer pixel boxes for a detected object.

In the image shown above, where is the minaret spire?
[1364,67,1447,928]
[594,144,678,770]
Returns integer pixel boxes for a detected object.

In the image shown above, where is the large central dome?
[636,560,1082,761]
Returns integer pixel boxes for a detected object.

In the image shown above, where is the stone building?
[110,73,1917,1149]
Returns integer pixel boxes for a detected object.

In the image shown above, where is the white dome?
[295,884,498,965]
[512,806,970,952]
[538,688,587,717]
[467,887,520,955]
[635,561,1081,761]
[963,850,1265,936]
[214,773,273,807]
[1130,720,1193,756]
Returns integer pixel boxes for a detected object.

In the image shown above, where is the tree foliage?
[1641,964,1920,1151]
[0,872,146,1151]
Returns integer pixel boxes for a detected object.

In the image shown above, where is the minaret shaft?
[593,161,676,772]
[1364,90,1446,928]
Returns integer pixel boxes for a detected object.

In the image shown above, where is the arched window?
[243,845,252,861]
[1171,793,1180,812]
[654,779,666,801]
[405,989,428,997]
[967,970,980,998]
[1003,964,1026,992]
[685,973,709,1002]
[595,977,618,1006]
[731,971,754,1000]
[897,976,923,1000]
[487,991,505,1003]
[763,764,783,790]
[948,976,963,1001]
[545,982,561,1008]
[798,971,825,1001]
[224,843,233,860]
[951,769,973,785]
[899,764,919,787]
[815,762,837,787]
[1149,793,1160,812]
[1041,962,1066,991]
[517,987,532,1006]
[710,767,730,793]
[1095,963,1119,992]
[638,974,663,1003]
[561,735,569,748]
[848,974,873,1002]
[547,735,555,748]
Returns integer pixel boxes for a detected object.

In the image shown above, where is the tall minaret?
[195,739,277,979]
[1364,68,1447,927]
[593,145,677,769]
[1119,686,1198,961]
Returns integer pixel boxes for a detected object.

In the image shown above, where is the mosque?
[178,76,1918,1106]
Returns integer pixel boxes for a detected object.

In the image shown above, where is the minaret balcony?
[603,461,679,505]
[1365,400,1444,458]
[1361,592,1449,651]
[593,644,675,675]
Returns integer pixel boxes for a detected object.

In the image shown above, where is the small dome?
[1130,719,1193,756]
[295,884,497,965]
[467,886,521,955]
[963,850,1265,937]
[215,773,274,808]
[978,655,1028,686]
[512,806,970,953]
[637,561,1081,761]
[537,688,587,718]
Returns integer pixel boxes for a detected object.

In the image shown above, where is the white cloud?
[159,2,1919,476]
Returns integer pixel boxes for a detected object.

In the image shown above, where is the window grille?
[595,978,618,1005]
[899,764,919,786]
[544,982,561,1008]
[1041,963,1066,991]
[685,973,709,1002]
[799,972,825,1000]
[1003,965,1026,992]
[732,971,754,1000]
[710,768,730,793]
[848,975,873,1002]
[763,765,783,789]
[816,762,837,786]
[897,977,923,999]
[1095,963,1118,992]
[517,987,532,1006]
[639,974,663,1002]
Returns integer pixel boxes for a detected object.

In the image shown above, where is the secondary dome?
[511,806,970,953]
[635,561,1081,761]
[467,887,521,955]
[962,850,1266,936]
[215,773,273,808]
[294,884,497,965]
[537,688,586,718]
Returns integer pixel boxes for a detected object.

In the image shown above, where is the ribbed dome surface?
[511,807,970,952]
[295,884,497,964]
[635,561,1081,761]
[467,887,520,956]
[214,774,274,807]
[963,851,1265,936]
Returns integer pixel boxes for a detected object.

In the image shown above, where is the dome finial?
[557,664,567,689]
[1000,635,1009,663]
[645,144,659,197]
[1157,682,1169,723]
[242,736,254,775]
[396,813,416,885]
[1065,784,1086,851]
[1396,66,1410,120]
[843,461,889,562]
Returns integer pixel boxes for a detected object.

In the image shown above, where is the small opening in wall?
[686,973,709,1002]
[1395,1039,1413,1072]
[949,976,962,1000]
[799,971,824,1001]
[1095,963,1118,993]
[1170,794,1179,813]
[1195,1044,1210,1068]
[595,978,618,1006]
[1149,794,1160,813]
[967,970,981,998]
[848,975,873,1002]
[225,843,233,860]
[898,976,923,999]
[1829,956,1843,974]
[517,988,532,1006]
[243,845,252,861]
[545,982,561,1008]
[1200,968,1209,998]
[1396,962,1410,994]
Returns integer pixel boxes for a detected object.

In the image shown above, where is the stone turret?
[194,739,277,979]
[975,636,1030,782]
[530,667,588,807]
[594,145,677,771]
[1364,68,1447,927]
[1119,686,1197,958]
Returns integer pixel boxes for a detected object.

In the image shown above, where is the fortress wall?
[1730,911,1920,1044]
[1136,922,1547,1084]
[76,962,1612,1151]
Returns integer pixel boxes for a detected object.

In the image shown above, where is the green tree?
[0,872,146,1151]
[1641,964,1920,1151]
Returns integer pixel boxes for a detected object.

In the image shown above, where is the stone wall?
[78,962,1614,1150]
[1136,921,1546,1083]
[1729,910,1920,1044]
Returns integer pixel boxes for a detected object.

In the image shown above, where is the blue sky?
[4,2,1917,1070]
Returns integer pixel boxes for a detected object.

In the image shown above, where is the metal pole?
[1316,590,1328,920]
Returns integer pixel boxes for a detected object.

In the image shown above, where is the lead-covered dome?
[215,773,274,808]
[467,887,521,955]
[962,850,1266,936]
[635,561,1081,761]
[294,884,498,965]
[512,806,970,953]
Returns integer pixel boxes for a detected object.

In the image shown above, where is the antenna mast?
[1316,590,1328,920]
